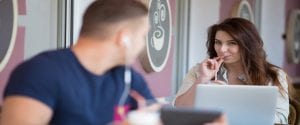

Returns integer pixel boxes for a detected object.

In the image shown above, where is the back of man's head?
[80,0,148,38]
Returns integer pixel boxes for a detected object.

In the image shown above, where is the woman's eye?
[214,40,221,45]
[228,41,237,45]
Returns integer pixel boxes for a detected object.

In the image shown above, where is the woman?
[174,18,290,124]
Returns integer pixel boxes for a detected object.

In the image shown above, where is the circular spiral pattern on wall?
[140,0,172,73]
[0,0,18,72]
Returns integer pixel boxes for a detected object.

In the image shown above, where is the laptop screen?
[194,84,278,125]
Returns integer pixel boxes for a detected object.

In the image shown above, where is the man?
[1,0,154,124]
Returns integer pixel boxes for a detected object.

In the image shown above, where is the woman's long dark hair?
[206,17,294,97]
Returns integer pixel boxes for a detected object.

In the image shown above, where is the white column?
[260,0,285,67]
[188,0,220,69]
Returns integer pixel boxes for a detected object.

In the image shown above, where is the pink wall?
[133,0,176,97]
[283,0,300,83]
[133,42,174,97]
[0,0,26,103]
[0,27,25,103]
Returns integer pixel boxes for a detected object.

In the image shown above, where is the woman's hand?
[196,57,224,83]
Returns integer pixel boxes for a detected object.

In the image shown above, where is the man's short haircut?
[80,0,148,38]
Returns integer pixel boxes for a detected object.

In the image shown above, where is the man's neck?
[71,38,121,75]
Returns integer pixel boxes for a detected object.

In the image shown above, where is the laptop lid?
[160,106,222,125]
[194,84,278,125]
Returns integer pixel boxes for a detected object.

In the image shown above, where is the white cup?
[127,111,160,125]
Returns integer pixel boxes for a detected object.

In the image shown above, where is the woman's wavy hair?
[206,17,294,97]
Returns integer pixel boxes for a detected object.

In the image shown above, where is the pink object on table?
[113,105,130,122]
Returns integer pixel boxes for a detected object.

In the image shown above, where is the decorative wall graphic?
[232,0,254,23]
[0,0,18,72]
[140,0,172,73]
[286,10,300,63]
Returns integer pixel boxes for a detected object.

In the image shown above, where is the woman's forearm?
[174,84,198,107]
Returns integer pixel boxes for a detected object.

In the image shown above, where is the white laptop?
[194,84,278,125]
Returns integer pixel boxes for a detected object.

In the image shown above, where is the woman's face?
[214,30,241,64]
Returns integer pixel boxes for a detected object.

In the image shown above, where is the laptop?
[194,84,278,125]
[160,106,222,125]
